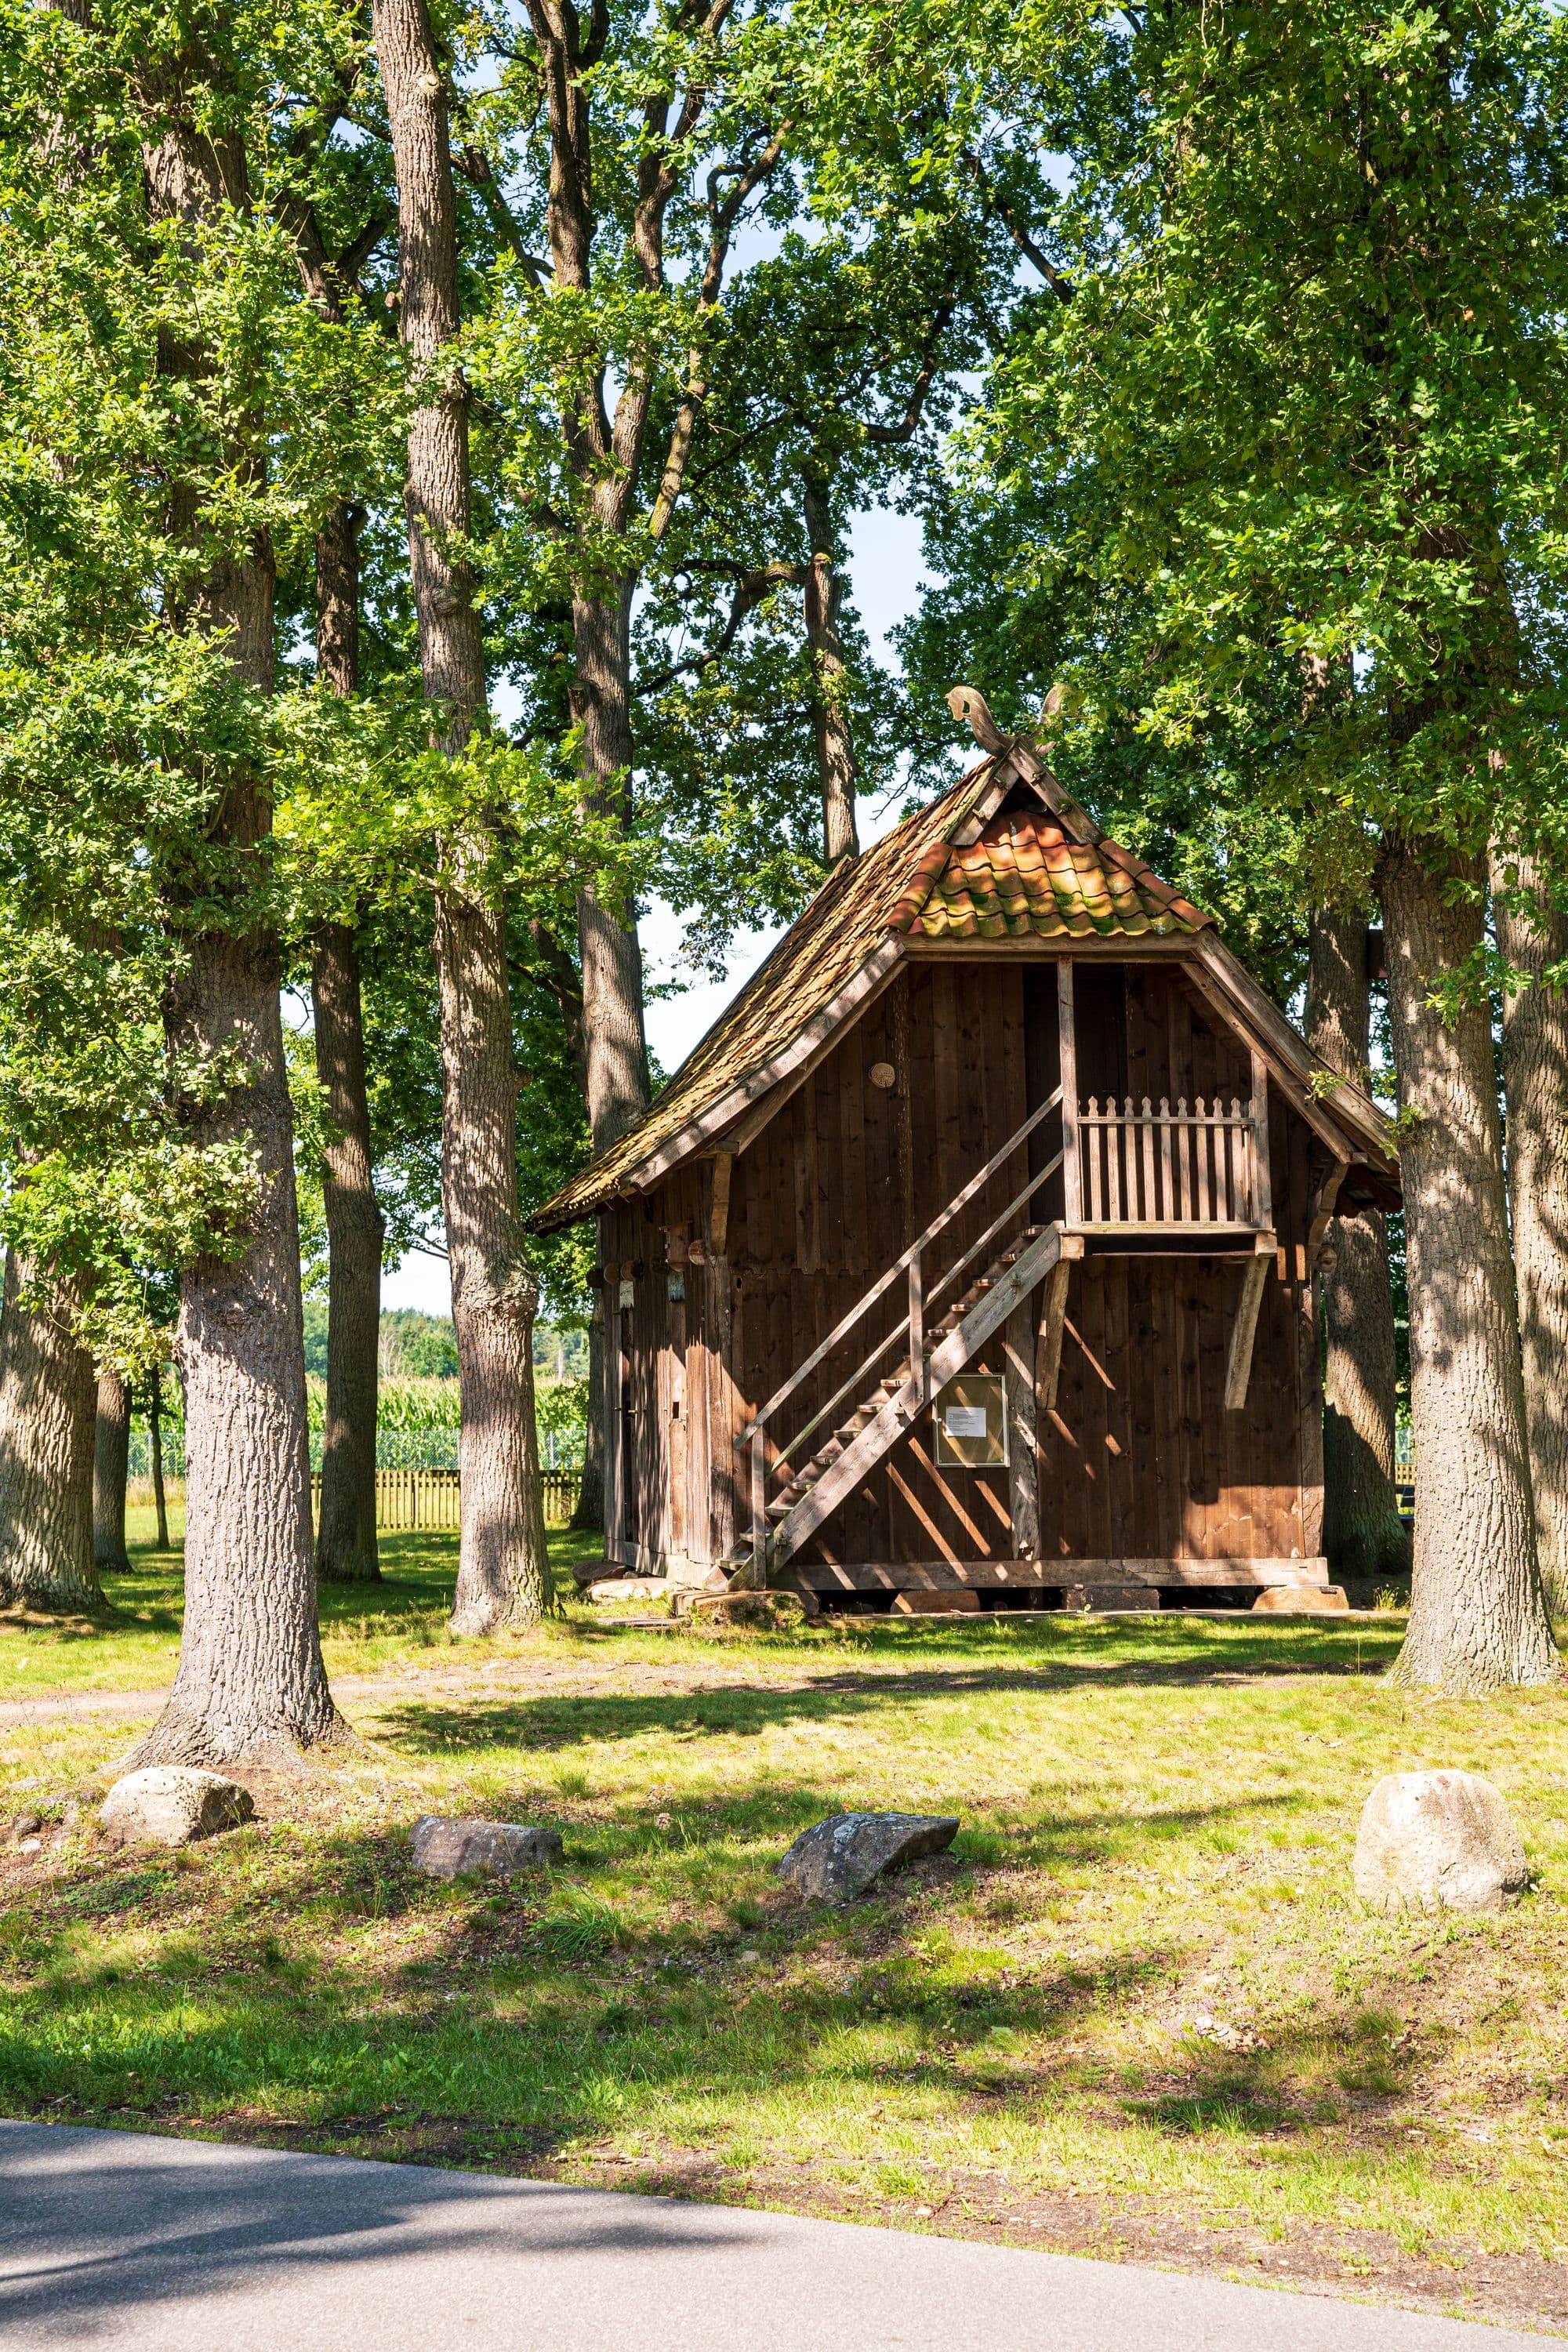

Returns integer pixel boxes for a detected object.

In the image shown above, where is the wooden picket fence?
[310,1468,580,1532]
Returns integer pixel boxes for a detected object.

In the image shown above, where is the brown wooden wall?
[597,953,1325,1575]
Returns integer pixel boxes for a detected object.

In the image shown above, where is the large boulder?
[411,1817,564,1882]
[778,1811,960,1904]
[1354,1769,1529,1915]
[100,1768,253,1849]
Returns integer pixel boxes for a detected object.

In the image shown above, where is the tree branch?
[645,129,787,543]
[963,149,1074,303]
[453,142,552,287]
[862,307,956,446]
[639,561,807,694]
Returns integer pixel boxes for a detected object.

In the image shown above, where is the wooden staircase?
[760,1221,1067,1571]
[733,1085,1069,1588]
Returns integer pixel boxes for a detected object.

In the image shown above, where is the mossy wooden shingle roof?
[529,746,1393,1232]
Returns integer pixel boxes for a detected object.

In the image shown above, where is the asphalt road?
[0,2122,1544,2351]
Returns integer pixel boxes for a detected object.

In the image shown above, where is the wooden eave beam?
[1180,953,1388,1174]
[1190,935,1397,1178]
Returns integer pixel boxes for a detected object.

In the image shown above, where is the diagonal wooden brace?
[1224,1250,1272,1411]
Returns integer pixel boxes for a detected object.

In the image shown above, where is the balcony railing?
[1076,1094,1268,1229]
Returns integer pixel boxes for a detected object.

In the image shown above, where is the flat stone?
[1064,1585,1160,1612]
[1354,1769,1528,1915]
[681,1590,807,1627]
[1253,1585,1348,1613]
[778,1811,960,1904]
[411,1817,564,1882]
[100,1768,253,1849]
[891,1590,980,1613]
[586,1577,670,1606]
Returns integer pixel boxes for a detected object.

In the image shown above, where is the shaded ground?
[1,1563,1566,2334]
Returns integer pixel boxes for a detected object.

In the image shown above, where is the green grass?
[0,1524,604,1694]
[2,1592,1567,2324]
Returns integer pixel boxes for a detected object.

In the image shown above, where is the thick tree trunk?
[570,1296,605,1528]
[128,95,338,1766]
[312,500,382,1586]
[148,1367,170,1550]
[0,1258,100,1612]
[572,584,651,1152]
[1305,905,1408,1584]
[1492,848,1568,1619]
[312,922,383,1584]
[93,1368,132,1575]
[802,470,858,868]
[373,0,551,1630]
[1379,835,1556,1689]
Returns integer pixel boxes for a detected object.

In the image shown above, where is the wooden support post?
[1036,1255,1073,1412]
[1306,1155,1350,1267]
[1004,1298,1039,1560]
[708,1149,734,1258]
[1249,1047,1273,1229]
[1058,960,1082,1221]
[1225,1252,1270,1410]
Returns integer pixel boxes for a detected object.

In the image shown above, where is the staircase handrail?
[773,1142,1065,1474]
[735,1084,1063,1451]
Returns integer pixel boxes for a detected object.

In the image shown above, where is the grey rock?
[12,1811,42,1838]
[411,1817,564,1882]
[1354,1769,1529,1916]
[100,1768,253,1849]
[778,1811,960,1904]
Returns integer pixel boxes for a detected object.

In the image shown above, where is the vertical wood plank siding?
[599,959,1321,1576]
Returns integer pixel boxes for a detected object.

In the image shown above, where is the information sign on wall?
[932,1373,1008,1468]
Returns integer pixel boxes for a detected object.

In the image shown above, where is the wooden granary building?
[532,704,1399,1612]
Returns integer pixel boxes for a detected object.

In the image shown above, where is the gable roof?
[529,728,1396,1234]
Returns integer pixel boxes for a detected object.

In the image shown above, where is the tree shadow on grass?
[362,1646,1381,1762]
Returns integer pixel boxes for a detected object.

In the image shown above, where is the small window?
[933,1374,1008,1468]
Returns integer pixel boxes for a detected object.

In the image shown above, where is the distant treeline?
[299,1304,588,1384]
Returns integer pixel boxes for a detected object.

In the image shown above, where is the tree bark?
[148,1366,170,1550]
[572,582,652,1151]
[0,1258,101,1612]
[312,921,383,1584]
[311,499,383,1586]
[93,1367,132,1575]
[1491,848,1568,1619]
[1305,904,1408,1584]
[373,0,551,1629]
[570,1295,605,1528]
[126,71,338,1766]
[1379,834,1556,1688]
[802,469,858,868]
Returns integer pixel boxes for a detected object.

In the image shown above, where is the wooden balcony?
[1074,1094,1268,1231]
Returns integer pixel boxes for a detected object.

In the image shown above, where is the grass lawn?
[2,1542,1567,2331]
[0,1513,602,1694]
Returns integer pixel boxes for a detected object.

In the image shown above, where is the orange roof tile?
[903,809,1209,942]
